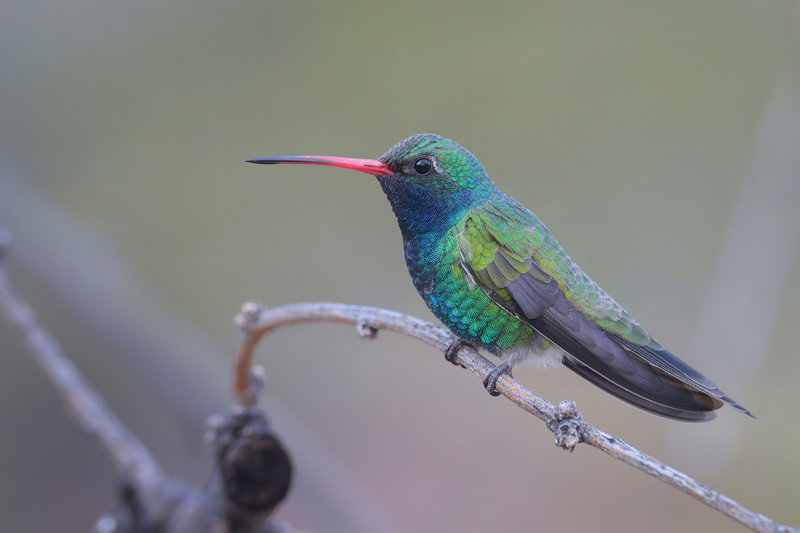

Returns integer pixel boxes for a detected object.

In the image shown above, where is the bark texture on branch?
[234,301,798,533]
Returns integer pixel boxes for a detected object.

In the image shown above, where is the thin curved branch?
[234,301,798,533]
[0,233,165,493]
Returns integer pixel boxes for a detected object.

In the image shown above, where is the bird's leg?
[444,338,474,366]
[483,361,513,396]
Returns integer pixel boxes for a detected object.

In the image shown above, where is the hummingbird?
[248,134,753,421]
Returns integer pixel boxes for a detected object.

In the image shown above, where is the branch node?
[231,364,268,411]
[234,365,269,408]
[355,318,379,340]
[205,414,226,443]
[547,401,588,452]
[249,364,267,400]
[236,300,267,330]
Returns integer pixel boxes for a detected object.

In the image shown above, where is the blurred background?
[1,1,799,532]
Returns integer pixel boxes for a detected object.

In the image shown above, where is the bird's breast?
[402,232,444,296]
[402,232,536,355]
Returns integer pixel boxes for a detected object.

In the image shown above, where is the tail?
[563,356,718,421]
[561,342,754,422]
[497,262,754,421]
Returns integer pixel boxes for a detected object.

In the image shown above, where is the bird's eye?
[413,158,432,175]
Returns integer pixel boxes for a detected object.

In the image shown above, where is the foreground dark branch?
[0,235,293,533]
[234,301,798,533]
[0,232,164,493]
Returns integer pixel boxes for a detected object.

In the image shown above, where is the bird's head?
[376,133,493,194]
[249,134,493,192]
[248,134,496,231]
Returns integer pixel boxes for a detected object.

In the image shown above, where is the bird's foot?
[483,361,513,396]
[444,339,474,366]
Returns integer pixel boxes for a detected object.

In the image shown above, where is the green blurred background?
[2,1,799,532]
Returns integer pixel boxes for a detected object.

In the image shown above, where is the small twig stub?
[546,401,588,451]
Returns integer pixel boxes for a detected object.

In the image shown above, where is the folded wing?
[458,201,752,421]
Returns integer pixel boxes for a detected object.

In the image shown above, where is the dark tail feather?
[610,335,756,419]
[502,276,752,420]
[562,356,720,422]
[529,311,728,421]
[716,392,756,419]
